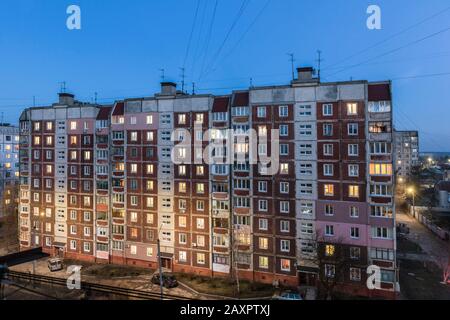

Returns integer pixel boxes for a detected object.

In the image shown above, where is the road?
[397,212,450,268]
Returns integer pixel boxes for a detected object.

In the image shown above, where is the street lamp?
[408,187,415,217]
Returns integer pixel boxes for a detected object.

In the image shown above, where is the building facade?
[394,130,419,182]
[18,69,398,298]
[0,124,20,219]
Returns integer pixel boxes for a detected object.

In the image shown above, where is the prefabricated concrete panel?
[142,100,158,112]
[316,85,338,101]
[338,83,366,101]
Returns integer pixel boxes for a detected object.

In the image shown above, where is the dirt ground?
[9,258,198,299]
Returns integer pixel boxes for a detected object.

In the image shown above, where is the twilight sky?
[0,0,449,151]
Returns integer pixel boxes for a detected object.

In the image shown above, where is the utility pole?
[316,50,323,81]
[287,53,295,81]
[180,67,186,93]
[157,238,164,300]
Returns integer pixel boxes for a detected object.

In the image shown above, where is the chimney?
[58,92,75,105]
[297,67,314,81]
[160,82,177,96]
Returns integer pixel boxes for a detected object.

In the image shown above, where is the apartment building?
[394,130,419,182]
[0,124,19,219]
[19,68,397,298]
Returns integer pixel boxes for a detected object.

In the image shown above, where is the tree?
[312,234,348,300]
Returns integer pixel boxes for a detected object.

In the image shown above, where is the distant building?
[0,124,20,218]
[394,130,419,181]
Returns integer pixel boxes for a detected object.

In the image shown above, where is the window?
[348,123,358,135]
[325,245,335,257]
[280,201,289,213]
[279,105,288,117]
[178,114,186,124]
[370,163,393,176]
[196,218,205,230]
[196,253,206,265]
[369,121,391,133]
[370,248,394,261]
[351,227,360,239]
[280,259,291,272]
[325,204,334,216]
[348,144,359,156]
[372,227,392,239]
[323,164,333,176]
[323,124,333,136]
[325,264,335,278]
[299,104,312,116]
[280,240,290,252]
[280,182,289,194]
[325,225,334,236]
[347,103,358,115]
[257,107,266,118]
[258,200,268,211]
[350,247,361,260]
[350,268,361,281]
[70,121,77,130]
[350,206,359,218]
[323,144,333,156]
[279,125,288,136]
[324,184,334,196]
[370,142,391,155]
[259,256,269,269]
[348,164,359,177]
[368,101,391,113]
[146,115,153,124]
[280,220,290,233]
[280,163,289,175]
[323,104,333,116]
[370,206,393,218]
[280,144,289,156]
[259,237,268,250]
[349,185,359,198]
[259,219,268,231]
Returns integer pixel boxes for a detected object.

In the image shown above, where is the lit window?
[324,184,334,196]
[349,185,359,198]
[325,245,335,257]
[347,103,358,115]
[70,121,77,130]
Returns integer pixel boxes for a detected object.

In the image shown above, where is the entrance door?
[161,258,172,270]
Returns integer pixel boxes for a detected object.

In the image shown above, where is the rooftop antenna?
[94,92,98,104]
[192,82,196,95]
[287,53,295,81]
[250,77,254,88]
[180,67,186,93]
[159,69,165,82]
[33,96,36,107]
[316,50,323,81]
[60,81,67,93]
[1,112,3,125]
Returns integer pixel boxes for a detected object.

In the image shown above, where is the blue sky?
[1,0,450,151]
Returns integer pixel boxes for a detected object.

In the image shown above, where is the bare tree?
[311,233,348,300]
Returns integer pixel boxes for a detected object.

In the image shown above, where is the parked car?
[273,291,303,300]
[47,258,64,272]
[397,223,410,235]
[151,273,178,288]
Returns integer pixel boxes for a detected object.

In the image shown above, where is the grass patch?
[174,273,275,298]
[63,259,153,279]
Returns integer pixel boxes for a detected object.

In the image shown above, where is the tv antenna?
[287,53,295,81]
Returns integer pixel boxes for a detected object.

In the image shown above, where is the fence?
[409,206,450,241]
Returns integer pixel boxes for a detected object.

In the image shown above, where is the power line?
[209,0,272,71]
[201,0,251,78]
[327,25,450,78]
[198,0,219,81]
[323,5,450,71]
[182,0,201,69]
[190,0,209,80]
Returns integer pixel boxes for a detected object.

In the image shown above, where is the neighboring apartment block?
[0,124,20,218]
[18,68,398,298]
[394,130,419,181]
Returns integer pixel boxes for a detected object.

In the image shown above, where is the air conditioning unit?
[192,243,197,248]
